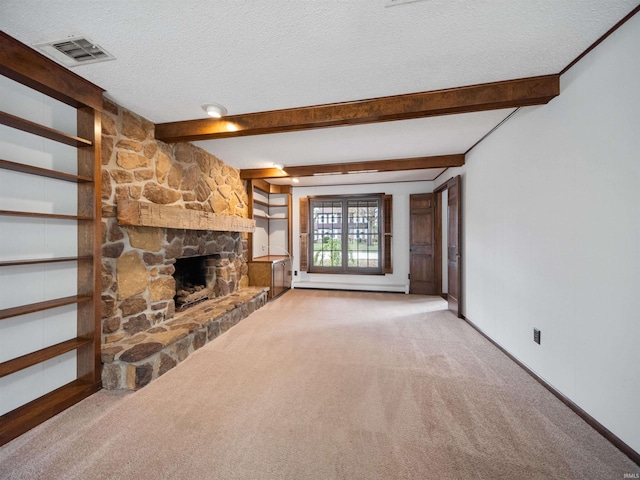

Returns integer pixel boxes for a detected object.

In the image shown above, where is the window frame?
[307,194,384,275]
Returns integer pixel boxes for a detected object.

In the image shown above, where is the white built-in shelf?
[0,31,102,447]
[250,183,291,261]
[0,159,92,183]
[0,337,92,379]
[268,196,288,207]
[0,294,93,321]
[253,211,288,220]
[0,256,92,268]
[0,111,92,147]
[0,210,92,221]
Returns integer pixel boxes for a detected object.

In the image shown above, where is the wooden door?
[447,176,462,317]
[409,194,436,295]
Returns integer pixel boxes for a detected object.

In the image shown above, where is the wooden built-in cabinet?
[247,179,292,298]
[247,256,292,299]
[0,32,103,446]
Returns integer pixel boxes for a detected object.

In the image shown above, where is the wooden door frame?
[434,190,443,298]
[434,176,462,309]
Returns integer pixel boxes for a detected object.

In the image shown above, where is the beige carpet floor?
[0,289,637,480]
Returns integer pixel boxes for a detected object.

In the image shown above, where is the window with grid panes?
[309,195,382,274]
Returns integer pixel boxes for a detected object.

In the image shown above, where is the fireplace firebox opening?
[173,255,217,311]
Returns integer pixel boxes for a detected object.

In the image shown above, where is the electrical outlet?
[262,244,266,251]
[533,328,541,345]
[294,270,298,276]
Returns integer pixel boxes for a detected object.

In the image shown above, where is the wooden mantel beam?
[117,200,255,233]
[240,154,465,179]
[155,75,559,143]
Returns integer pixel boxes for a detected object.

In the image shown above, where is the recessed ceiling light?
[202,103,227,118]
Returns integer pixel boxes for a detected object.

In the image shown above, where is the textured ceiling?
[1,1,637,185]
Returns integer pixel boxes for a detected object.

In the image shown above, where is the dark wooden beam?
[0,32,104,111]
[242,168,288,180]
[240,154,464,179]
[156,75,559,143]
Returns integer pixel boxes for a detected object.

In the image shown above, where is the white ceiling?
[268,168,447,188]
[196,107,516,186]
[195,108,517,169]
[1,1,636,185]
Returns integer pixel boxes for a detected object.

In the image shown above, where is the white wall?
[292,181,434,292]
[0,75,79,416]
[436,13,640,453]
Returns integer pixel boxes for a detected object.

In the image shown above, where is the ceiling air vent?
[35,36,115,67]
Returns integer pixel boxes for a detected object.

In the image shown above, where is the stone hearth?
[101,287,268,390]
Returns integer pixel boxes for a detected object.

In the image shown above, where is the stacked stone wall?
[100,99,250,345]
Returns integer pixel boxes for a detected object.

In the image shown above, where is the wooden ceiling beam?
[0,32,104,111]
[240,154,464,179]
[241,168,289,180]
[155,75,559,143]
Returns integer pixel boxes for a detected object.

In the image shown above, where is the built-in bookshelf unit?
[248,180,292,298]
[249,179,291,259]
[0,32,103,446]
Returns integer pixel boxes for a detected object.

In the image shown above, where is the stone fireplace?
[102,227,249,343]
[97,98,270,391]
[100,99,252,345]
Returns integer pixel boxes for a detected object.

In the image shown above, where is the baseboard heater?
[292,281,408,294]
